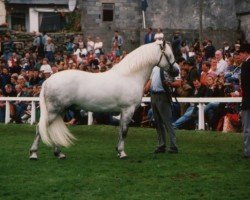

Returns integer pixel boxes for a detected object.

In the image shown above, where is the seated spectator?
[215,50,228,75]
[200,61,211,86]
[224,57,241,86]
[40,58,52,74]
[186,57,200,89]
[204,74,225,130]
[172,79,207,129]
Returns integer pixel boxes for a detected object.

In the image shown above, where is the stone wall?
[79,0,246,52]
[80,0,141,53]
[145,0,237,30]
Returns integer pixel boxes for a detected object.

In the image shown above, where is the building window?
[39,12,67,32]
[11,13,26,31]
[102,3,114,22]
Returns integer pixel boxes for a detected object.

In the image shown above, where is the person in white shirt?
[215,50,228,75]
[86,36,95,52]
[154,28,164,41]
[94,37,103,56]
[74,43,88,61]
[40,58,52,74]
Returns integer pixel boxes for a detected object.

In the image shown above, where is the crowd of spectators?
[0,29,247,132]
[143,28,246,132]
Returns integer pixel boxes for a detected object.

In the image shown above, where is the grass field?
[0,124,249,200]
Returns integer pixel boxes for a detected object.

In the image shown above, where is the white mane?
[111,42,162,75]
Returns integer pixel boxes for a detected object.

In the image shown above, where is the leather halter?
[156,40,176,71]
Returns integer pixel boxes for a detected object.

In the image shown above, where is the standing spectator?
[192,38,200,54]
[144,27,155,44]
[204,40,215,60]
[44,38,55,62]
[239,43,250,159]
[66,37,75,55]
[32,32,44,58]
[172,31,182,59]
[86,36,95,53]
[112,30,123,50]
[186,57,200,89]
[42,32,49,47]
[222,42,232,57]
[2,35,14,62]
[215,50,228,75]
[94,37,103,56]
[154,28,164,41]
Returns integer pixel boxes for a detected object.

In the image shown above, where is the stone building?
[79,0,250,52]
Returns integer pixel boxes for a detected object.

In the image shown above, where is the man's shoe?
[168,147,178,154]
[154,146,166,154]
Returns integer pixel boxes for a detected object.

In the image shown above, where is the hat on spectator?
[239,43,250,53]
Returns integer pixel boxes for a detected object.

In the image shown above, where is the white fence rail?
[0,97,242,130]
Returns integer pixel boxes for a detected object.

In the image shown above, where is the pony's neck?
[111,43,160,77]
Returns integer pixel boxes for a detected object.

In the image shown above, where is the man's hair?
[202,61,211,68]
[177,57,186,64]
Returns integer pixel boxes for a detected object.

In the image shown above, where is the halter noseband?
[156,40,176,71]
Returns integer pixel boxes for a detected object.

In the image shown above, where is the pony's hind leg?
[54,145,66,159]
[29,125,40,160]
[117,106,135,159]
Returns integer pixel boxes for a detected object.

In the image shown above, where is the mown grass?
[0,124,249,200]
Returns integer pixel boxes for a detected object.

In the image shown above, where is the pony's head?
[156,40,179,72]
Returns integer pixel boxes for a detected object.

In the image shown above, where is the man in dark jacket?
[186,57,200,89]
[240,43,250,158]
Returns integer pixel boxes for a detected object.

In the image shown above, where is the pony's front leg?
[54,145,66,159]
[29,125,40,160]
[117,106,135,159]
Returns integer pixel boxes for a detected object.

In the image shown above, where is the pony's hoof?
[118,151,128,159]
[29,152,38,160]
[58,153,66,159]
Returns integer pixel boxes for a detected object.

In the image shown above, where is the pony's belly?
[76,99,122,113]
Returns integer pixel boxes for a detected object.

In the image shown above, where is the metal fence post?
[31,101,36,125]
[88,112,93,125]
[5,101,11,124]
[198,103,205,130]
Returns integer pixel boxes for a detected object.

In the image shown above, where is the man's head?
[186,57,196,69]
[42,58,48,65]
[239,43,250,61]
[5,84,13,94]
[202,61,211,72]
[193,79,201,89]
[215,50,223,61]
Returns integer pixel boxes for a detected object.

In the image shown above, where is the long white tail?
[39,84,75,147]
